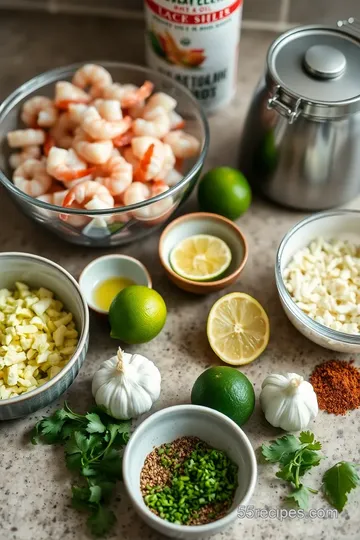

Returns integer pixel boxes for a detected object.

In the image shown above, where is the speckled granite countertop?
[0,10,359,540]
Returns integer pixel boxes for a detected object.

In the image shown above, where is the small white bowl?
[122,405,257,539]
[276,209,360,352]
[79,254,152,315]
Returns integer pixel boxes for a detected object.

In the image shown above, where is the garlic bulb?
[260,372,318,432]
[92,348,161,420]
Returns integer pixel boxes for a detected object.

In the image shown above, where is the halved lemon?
[207,292,270,365]
[170,234,232,282]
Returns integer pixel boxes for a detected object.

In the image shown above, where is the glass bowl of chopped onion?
[0,252,89,420]
[275,210,360,353]
[0,62,209,247]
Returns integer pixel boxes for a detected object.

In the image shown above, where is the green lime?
[198,167,252,220]
[109,285,167,344]
[191,366,255,426]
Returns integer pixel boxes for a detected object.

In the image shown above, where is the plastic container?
[144,0,243,113]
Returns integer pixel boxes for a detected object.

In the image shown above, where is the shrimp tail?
[113,129,133,148]
[55,99,89,111]
[59,167,95,182]
[133,143,154,183]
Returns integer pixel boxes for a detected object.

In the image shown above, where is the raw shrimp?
[122,182,151,218]
[68,103,89,124]
[51,112,78,149]
[46,147,94,182]
[92,99,122,120]
[37,189,69,206]
[132,136,165,181]
[161,168,183,187]
[63,180,114,209]
[95,155,132,197]
[113,129,133,148]
[73,128,113,164]
[21,96,58,128]
[122,146,139,168]
[132,106,170,138]
[7,129,46,148]
[143,92,177,114]
[55,81,90,109]
[156,143,175,179]
[82,106,132,141]
[122,180,172,221]
[163,130,200,159]
[103,81,154,108]
[72,64,112,98]
[9,145,41,169]
[13,159,53,197]
[169,110,185,130]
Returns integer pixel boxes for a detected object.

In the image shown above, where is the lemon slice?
[170,234,232,281]
[207,292,270,365]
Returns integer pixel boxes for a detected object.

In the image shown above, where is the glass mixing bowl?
[0,62,209,246]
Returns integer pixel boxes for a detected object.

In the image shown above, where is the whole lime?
[198,167,252,220]
[191,366,255,426]
[109,285,167,344]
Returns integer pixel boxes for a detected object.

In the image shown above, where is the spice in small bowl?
[141,436,238,526]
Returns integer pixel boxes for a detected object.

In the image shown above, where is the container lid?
[266,24,360,118]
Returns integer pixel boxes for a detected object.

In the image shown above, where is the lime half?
[170,234,232,282]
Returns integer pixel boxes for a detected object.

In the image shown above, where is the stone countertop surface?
[0,10,359,540]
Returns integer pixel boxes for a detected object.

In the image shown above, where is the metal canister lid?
[266,22,360,119]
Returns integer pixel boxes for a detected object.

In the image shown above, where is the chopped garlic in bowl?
[283,237,360,335]
[0,281,78,399]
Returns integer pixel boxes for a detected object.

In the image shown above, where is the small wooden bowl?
[159,212,248,294]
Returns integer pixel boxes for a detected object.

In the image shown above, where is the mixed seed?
[140,436,238,526]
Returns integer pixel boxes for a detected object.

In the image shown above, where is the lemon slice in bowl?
[207,292,270,365]
[169,234,232,282]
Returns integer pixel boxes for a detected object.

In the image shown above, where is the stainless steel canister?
[239,19,360,210]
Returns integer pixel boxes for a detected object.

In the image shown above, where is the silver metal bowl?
[0,62,209,247]
[0,252,89,420]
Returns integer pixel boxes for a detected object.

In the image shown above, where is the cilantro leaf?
[298,449,322,476]
[276,463,296,483]
[86,413,106,434]
[35,416,65,444]
[299,431,322,451]
[72,485,91,511]
[96,449,123,479]
[261,434,301,464]
[89,485,102,504]
[286,485,311,509]
[323,462,360,512]
[93,481,116,502]
[65,453,83,472]
[82,466,97,477]
[87,506,116,537]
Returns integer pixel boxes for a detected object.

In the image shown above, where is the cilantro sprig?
[31,402,131,537]
[261,431,322,509]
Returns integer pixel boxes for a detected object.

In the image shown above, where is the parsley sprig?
[31,402,131,537]
[261,431,322,509]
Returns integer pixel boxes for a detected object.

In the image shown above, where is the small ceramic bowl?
[159,212,248,294]
[79,254,152,315]
[0,252,89,421]
[122,404,257,539]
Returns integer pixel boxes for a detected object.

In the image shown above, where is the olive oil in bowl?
[94,277,135,312]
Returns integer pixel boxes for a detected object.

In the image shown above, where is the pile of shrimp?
[6,64,200,226]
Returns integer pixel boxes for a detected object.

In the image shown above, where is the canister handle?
[267,85,302,124]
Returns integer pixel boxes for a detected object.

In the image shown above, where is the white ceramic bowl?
[122,405,257,539]
[0,252,89,420]
[79,255,152,314]
[276,210,360,353]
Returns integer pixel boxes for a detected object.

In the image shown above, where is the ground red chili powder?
[309,360,360,415]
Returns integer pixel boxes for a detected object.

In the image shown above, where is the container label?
[145,0,243,112]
